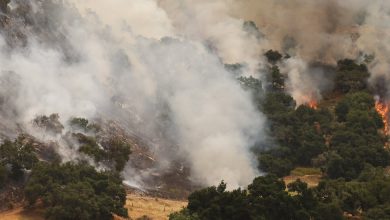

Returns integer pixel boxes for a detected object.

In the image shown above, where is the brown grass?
[126,194,187,220]
[0,206,45,220]
[283,174,322,188]
[283,167,323,188]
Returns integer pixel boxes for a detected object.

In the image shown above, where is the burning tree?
[375,98,390,134]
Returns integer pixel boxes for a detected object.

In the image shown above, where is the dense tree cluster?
[172,166,390,220]
[25,162,128,220]
[0,116,132,218]
[170,175,344,220]
[25,118,131,219]
[257,89,332,177]
[257,87,389,179]
[255,56,390,179]
[326,92,388,179]
[334,59,370,94]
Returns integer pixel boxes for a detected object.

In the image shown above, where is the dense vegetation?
[171,167,390,220]
[172,53,390,219]
[25,162,128,220]
[256,56,389,180]
[0,117,132,220]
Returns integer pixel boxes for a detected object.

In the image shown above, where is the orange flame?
[301,94,318,109]
[375,100,389,134]
[308,100,318,109]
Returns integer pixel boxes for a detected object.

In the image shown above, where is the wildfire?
[308,100,318,109]
[300,94,319,109]
[375,100,390,134]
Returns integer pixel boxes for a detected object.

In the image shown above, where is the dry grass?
[283,174,322,188]
[283,167,323,188]
[0,194,187,220]
[0,206,45,220]
[126,194,187,220]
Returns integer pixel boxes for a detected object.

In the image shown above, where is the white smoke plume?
[0,0,265,188]
[281,58,317,106]
[157,0,269,76]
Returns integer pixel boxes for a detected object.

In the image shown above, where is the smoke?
[230,0,361,62]
[0,0,265,188]
[1,0,389,188]
[212,0,390,103]
[71,0,174,39]
[157,0,269,76]
[356,1,390,98]
[281,58,334,106]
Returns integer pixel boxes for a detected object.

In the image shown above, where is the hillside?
[1,0,390,220]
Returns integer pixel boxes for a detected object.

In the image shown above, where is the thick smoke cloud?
[0,0,265,188]
[157,0,268,77]
[229,0,390,101]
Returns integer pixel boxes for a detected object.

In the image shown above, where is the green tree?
[265,50,283,64]
[25,162,128,220]
[176,176,345,220]
[75,133,132,172]
[268,65,285,91]
[169,209,200,220]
